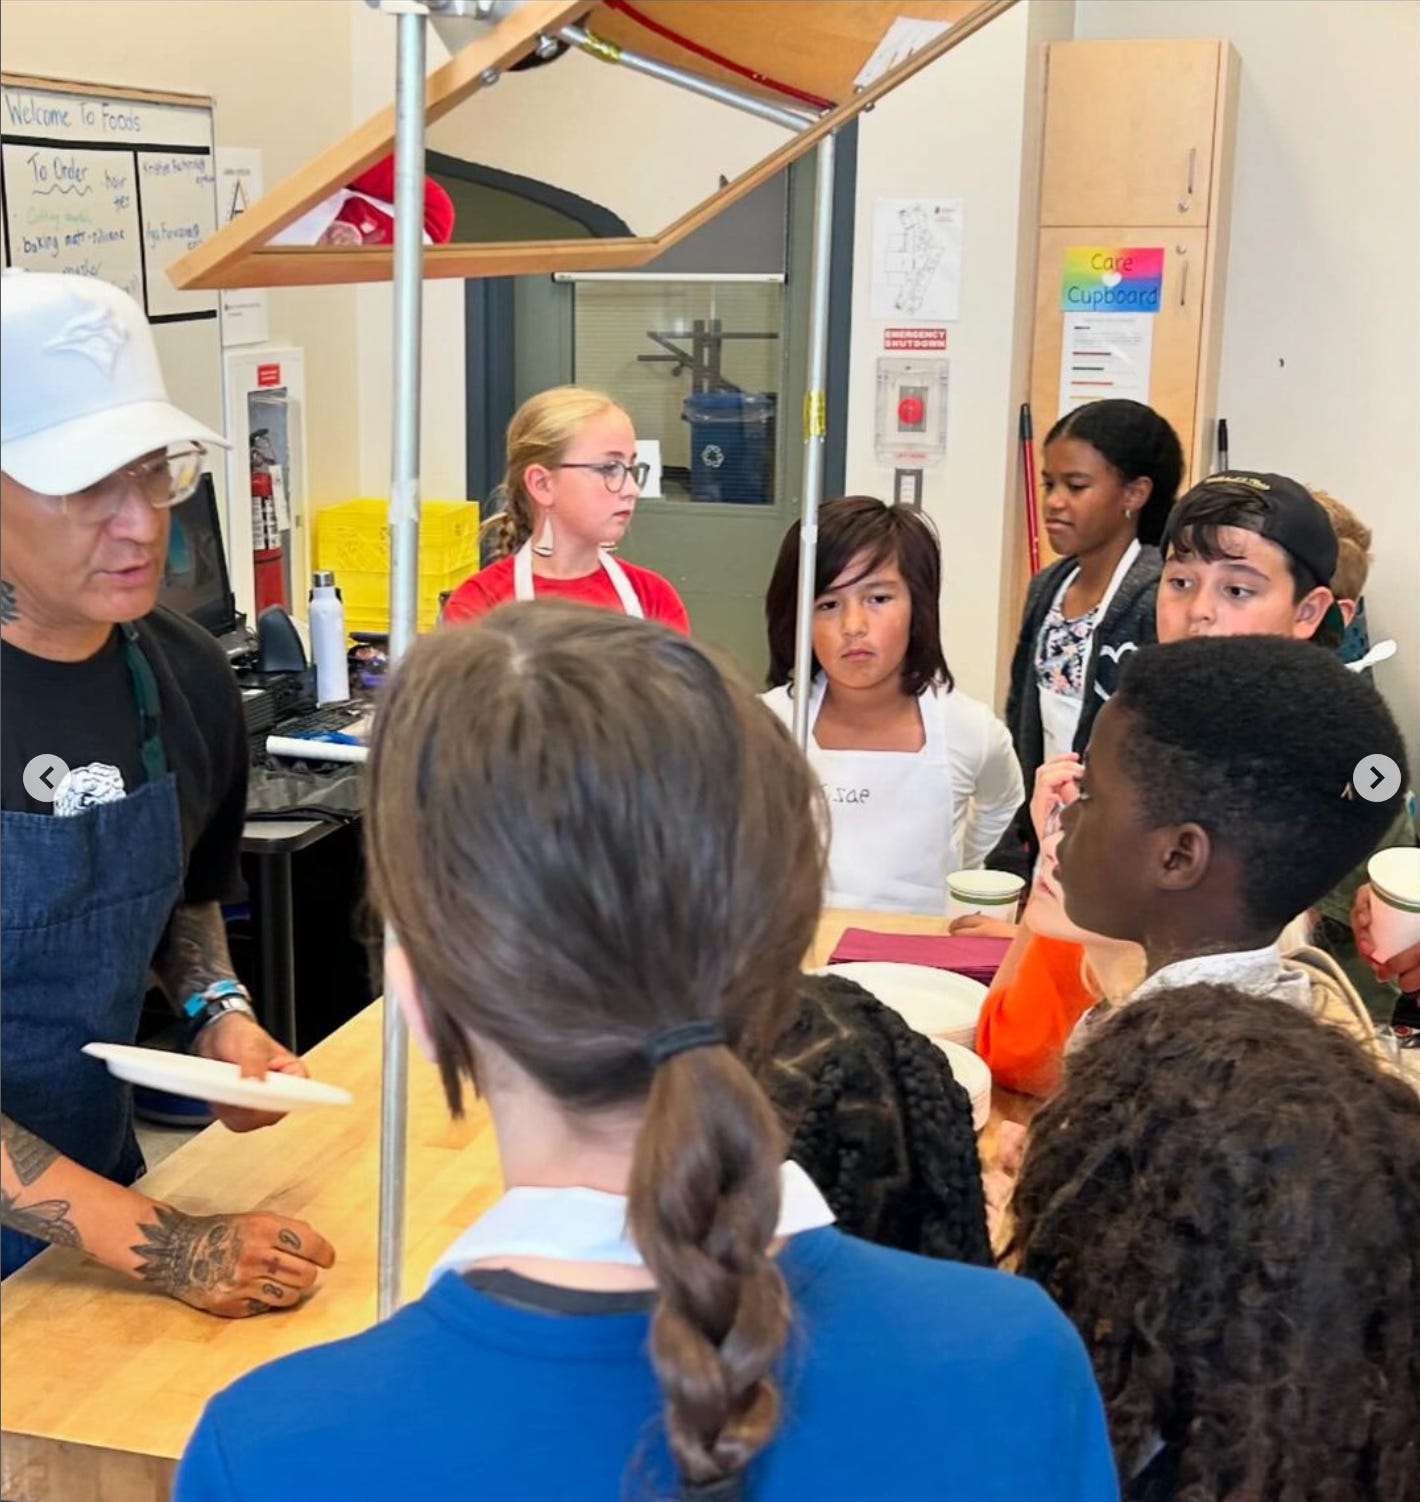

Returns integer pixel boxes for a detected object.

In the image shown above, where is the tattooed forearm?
[1,1114,61,1187]
[131,1204,242,1298]
[0,578,18,627]
[152,902,238,1008]
[1,1187,82,1247]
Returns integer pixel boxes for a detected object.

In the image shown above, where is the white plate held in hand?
[82,1043,352,1112]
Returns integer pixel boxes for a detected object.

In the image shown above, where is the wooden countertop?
[1,908,1028,1502]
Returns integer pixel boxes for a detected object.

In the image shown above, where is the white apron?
[514,540,645,618]
[427,1161,834,1286]
[1037,538,1139,762]
[801,676,957,914]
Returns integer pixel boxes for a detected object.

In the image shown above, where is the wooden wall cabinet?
[1040,39,1224,228]
[1026,39,1240,573]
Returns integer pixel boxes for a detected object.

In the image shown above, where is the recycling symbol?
[700,442,726,469]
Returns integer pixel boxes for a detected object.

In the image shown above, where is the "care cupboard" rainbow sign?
[1060,246,1165,312]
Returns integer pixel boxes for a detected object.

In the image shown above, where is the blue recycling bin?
[682,391,777,505]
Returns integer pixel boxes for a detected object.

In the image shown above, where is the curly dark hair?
[764,495,953,695]
[1009,985,1420,1502]
[760,973,992,1265]
[1044,399,1185,547]
[1111,635,1409,933]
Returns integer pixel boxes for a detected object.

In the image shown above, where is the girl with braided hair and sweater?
[176,604,1115,1502]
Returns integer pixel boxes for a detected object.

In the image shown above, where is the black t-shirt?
[1,606,248,905]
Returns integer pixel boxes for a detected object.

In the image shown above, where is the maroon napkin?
[827,928,1011,985]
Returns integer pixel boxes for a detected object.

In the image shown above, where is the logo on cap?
[44,307,128,377]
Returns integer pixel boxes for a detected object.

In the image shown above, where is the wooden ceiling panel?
[587,1,990,106]
[168,0,1015,290]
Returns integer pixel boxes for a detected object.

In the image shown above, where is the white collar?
[427,1161,835,1288]
[1134,944,1286,999]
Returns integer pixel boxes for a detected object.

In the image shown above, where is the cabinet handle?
[1178,147,1197,213]
[1179,257,1190,309]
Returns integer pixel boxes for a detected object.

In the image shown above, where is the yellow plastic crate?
[316,498,479,633]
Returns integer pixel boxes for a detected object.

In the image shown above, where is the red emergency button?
[897,394,925,427]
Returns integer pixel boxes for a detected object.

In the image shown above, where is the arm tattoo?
[1,1187,82,1247]
[0,579,18,626]
[152,902,238,1009]
[2,1115,61,1187]
[131,1204,242,1298]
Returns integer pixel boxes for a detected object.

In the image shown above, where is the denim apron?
[2,624,184,1276]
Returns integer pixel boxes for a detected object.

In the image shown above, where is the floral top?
[1035,591,1099,699]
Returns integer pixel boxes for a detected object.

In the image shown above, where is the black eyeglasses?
[556,460,650,495]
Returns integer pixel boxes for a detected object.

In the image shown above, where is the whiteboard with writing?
[1,75,230,579]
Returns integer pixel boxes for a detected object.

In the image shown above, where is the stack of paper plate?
[932,1039,993,1133]
[822,961,987,1050]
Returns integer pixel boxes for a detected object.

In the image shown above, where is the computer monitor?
[160,474,239,637]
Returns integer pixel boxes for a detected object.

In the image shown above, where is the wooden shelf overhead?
[169,0,1015,290]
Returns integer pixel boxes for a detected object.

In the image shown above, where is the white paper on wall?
[871,198,963,323]
[215,148,268,345]
[1058,312,1155,411]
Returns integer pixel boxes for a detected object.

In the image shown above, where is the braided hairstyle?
[1009,984,1420,1501]
[365,603,825,1498]
[1045,399,1185,546]
[478,385,625,560]
[762,973,992,1264]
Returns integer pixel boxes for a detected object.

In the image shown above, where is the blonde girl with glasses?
[444,386,689,630]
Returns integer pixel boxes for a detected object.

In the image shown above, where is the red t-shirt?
[442,556,690,634]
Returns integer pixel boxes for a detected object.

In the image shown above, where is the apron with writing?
[1036,539,1139,762]
[1,626,184,1277]
[803,677,957,915]
[513,541,645,618]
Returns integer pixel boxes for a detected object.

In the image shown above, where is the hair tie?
[643,1019,727,1069]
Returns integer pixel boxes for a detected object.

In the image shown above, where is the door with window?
[442,142,853,683]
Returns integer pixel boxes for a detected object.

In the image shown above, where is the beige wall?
[349,7,468,505]
[1077,0,1420,771]
[845,1,1076,710]
[1,0,362,517]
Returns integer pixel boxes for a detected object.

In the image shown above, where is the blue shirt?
[176,1228,1118,1502]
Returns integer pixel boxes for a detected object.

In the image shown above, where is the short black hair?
[1044,399,1185,546]
[764,495,952,694]
[1164,482,1324,601]
[1111,636,1409,932]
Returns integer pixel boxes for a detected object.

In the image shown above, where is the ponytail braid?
[628,1047,791,1496]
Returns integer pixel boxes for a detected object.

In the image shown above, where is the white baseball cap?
[1,269,228,495]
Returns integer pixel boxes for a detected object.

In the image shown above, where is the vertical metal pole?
[791,132,836,750]
[378,2,427,1321]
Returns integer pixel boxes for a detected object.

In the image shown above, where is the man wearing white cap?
[1,271,333,1314]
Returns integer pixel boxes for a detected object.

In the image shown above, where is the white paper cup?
[947,869,1025,921]
[1367,847,1420,964]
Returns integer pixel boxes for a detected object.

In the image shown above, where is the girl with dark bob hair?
[178,604,1115,1502]
[763,496,1021,913]
[1011,983,1420,1502]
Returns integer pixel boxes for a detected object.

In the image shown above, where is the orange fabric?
[975,933,1098,1097]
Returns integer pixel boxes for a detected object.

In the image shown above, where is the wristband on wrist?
[181,979,257,1049]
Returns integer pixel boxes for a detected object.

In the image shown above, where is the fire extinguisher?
[251,468,286,613]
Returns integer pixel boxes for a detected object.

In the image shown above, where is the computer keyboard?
[278,704,370,739]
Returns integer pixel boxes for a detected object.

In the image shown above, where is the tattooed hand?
[130,1204,335,1318]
